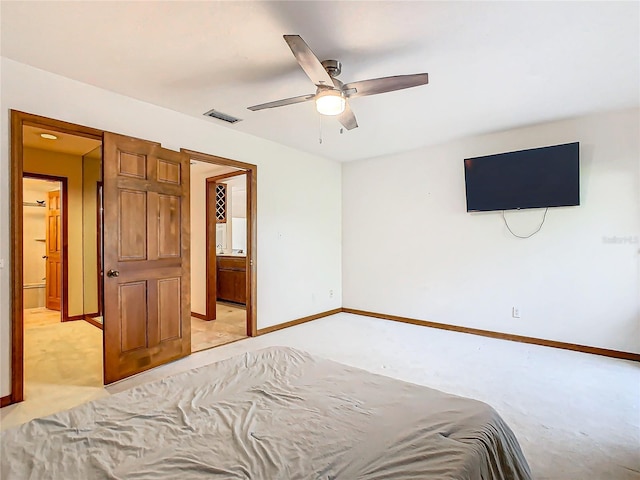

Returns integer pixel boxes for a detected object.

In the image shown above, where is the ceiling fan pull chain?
[319,115,323,144]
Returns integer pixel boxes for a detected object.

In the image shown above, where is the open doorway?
[23,176,65,320]
[189,162,251,352]
[19,125,104,412]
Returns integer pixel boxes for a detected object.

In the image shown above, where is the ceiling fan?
[247,35,429,130]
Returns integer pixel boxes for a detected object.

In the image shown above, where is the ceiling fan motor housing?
[321,60,342,78]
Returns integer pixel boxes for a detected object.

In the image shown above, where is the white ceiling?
[23,177,60,193]
[190,160,243,178]
[2,2,638,162]
[190,161,246,191]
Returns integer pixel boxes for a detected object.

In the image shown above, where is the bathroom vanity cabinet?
[216,255,246,305]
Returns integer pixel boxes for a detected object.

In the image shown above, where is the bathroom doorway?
[22,175,65,321]
[189,162,252,352]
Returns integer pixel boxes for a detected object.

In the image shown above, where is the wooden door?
[45,190,62,311]
[103,133,190,384]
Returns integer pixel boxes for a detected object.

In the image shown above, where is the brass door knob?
[106,269,120,278]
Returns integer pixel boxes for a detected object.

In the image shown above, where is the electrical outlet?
[329,289,334,298]
[512,307,521,318]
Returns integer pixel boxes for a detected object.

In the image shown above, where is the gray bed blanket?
[1,347,531,479]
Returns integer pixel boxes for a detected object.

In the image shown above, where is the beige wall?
[24,147,85,317]
[190,168,207,316]
[231,186,246,219]
[82,151,101,315]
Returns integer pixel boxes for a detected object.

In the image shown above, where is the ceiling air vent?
[203,109,242,124]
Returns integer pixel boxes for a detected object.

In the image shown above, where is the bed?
[1,347,531,479]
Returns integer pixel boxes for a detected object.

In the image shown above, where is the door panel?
[158,194,181,258]
[119,152,147,178]
[103,133,190,384]
[118,190,147,260]
[119,281,148,352]
[157,158,180,184]
[158,277,181,341]
[45,190,62,311]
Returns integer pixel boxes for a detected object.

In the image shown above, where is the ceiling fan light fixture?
[315,90,345,116]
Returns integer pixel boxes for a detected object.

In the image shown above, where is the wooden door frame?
[202,170,248,320]
[22,172,69,320]
[10,110,104,404]
[96,181,104,319]
[199,179,218,321]
[182,149,257,337]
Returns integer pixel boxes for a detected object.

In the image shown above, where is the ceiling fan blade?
[344,73,429,99]
[247,93,315,111]
[337,102,358,130]
[283,35,334,87]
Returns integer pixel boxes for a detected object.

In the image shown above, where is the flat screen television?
[464,142,580,212]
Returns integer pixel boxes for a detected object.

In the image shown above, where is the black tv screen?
[464,142,580,212]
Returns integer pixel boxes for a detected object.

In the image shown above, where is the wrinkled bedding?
[1,347,531,479]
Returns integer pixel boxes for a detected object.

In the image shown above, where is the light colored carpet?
[1,304,247,430]
[6,308,108,430]
[2,312,638,480]
[105,313,640,480]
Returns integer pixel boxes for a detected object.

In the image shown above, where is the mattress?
[1,347,531,479]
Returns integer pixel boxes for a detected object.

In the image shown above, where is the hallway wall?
[22,183,50,308]
[23,148,85,317]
